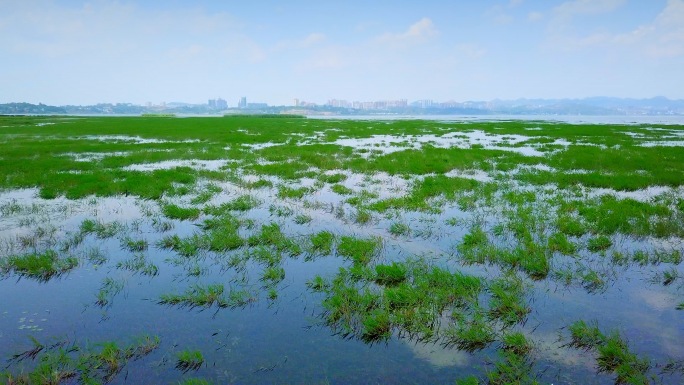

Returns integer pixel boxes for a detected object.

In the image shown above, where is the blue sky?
[1,0,682,105]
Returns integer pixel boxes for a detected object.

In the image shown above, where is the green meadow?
[0,115,682,384]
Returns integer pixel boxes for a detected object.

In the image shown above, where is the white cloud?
[0,2,250,59]
[455,44,487,60]
[297,46,350,71]
[553,0,626,18]
[274,33,326,52]
[485,5,513,25]
[546,0,684,58]
[641,0,684,57]
[528,12,544,22]
[375,18,438,46]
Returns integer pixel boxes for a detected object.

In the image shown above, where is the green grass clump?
[331,184,353,195]
[388,222,411,236]
[487,274,530,325]
[159,284,230,309]
[547,232,577,255]
[220,194,261,211]
[374,262,408,286]
[459,226,488,250]
[568,320,653,384]
[337,236,382,266]
[445,309,495,351]
[269,204,294,217]
[261,266,286,285]
[517,245,550,280]
[369,175,481,213]
[556,215,587,237]
[244,178,273,189]
[157,234,206,257]
[152,217,174,232]
[569,318,612,347]
[308,231,335,256]
[205,229,244,252]
[79,219,122,238]
[306,275,329,291]
[661,268,680,286]
[162,204,201,221]
[248,245,284,268]
[120,237,148,252]
[176,350,204,372]
[116,253,159,276]
[501,332,533,356]
[2,250,78,281]
[455,376,480,385]
[320,173,348,184]
[96,277,125,307]
[294,214,312,224]
[486,350,539,385]
[361,309,392,342]
[354,209,372,225]
[190,184,222,205]
[587,235,613,252]
[581,269,606,293]
[199,214,244,252]
[0,335,160,384]
[577,195,677,237]
[247,223,301,256]
[178,378,213,385]
[277,185,311,199]
[312,257,485,344]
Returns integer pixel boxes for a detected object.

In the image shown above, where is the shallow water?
[1,176,682,384]
[1,117,683,384]
[330,131,547,157]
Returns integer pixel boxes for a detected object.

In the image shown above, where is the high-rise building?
[215,98,227,110]
[209,98,228,110]
[238,97,247,109]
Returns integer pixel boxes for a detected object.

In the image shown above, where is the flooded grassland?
[0,115,682,384]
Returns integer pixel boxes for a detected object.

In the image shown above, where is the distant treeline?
[0,103,67,114]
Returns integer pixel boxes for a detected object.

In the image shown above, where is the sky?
[1,0,683,106]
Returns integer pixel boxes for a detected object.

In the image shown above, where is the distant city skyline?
[1,1,683,105]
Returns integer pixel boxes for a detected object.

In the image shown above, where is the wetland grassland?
[0,115,683,384]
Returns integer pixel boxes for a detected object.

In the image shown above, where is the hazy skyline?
[1,0,683,106]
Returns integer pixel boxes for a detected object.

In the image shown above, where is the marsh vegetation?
[0,115,682,384]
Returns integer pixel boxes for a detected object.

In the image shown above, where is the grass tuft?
[3,250,78,281]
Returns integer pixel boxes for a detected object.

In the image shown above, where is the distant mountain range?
[479,96,684,115]
[1,97,683,116]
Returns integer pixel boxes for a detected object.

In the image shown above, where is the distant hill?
[483,97,684,115]
[0,102,66,114]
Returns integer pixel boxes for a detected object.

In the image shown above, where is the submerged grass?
[569,320,654,384]
[2,250,78,281]
[0,335,160,384]
[337,236,382,266]
[2,116,684,383]
[176,350,204,372]
[116,253,159,276]
[162,204,201,221]
[159,284,254,309]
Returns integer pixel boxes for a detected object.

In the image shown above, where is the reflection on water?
[331,130,547,157]
[1,120,684,383]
